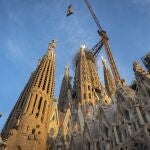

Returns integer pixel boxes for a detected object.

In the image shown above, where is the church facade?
[0,40,150,150]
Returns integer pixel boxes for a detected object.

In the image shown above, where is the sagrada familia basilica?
[0,37,150,150]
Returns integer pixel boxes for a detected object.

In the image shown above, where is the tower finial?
[102,55,116,98]
[101,55,107,66]
[48,39,57,51]
[65,64,69,71]
[80,44,86,50]
[80,44,86,55]
[65,64,69,77]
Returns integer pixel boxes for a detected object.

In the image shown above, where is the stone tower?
[73,45,111,119]
[1,40,56,150]
[102,57,116,98]
[58,65,71,112]
[85,52,111,105]
[74,46,94,115]
[86,51,103,91]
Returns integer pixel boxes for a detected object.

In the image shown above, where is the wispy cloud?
[132,0,150,6]
[8,12,22,25]
[5,39,24,62]
[131,0,150,17]
[4,38,35,70]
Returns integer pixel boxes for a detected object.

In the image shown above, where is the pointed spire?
[48,39,57,51]
[65,65,69,78]
[133,61,144,73]
[1,40,56,146]
[47,39,57,57]
[102,56,116,98]
[37,59,41,66]
[80,44,86,49]
[58,65,71,112]
[80,44,86,55]
[101,55,107,66]
[133,61,150,79]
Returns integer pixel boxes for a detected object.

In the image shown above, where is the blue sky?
[0,0,150,130]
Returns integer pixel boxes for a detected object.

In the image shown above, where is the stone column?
[113,125,119,144]
[145,111,150,123]
[135,106,144,126]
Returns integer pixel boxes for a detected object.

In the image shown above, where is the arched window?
[87,141,90,150]
[125,110,130,120]
[105,126,108,137]
[17,146,21,150]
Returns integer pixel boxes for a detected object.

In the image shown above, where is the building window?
[26,125,29,131]
[122,129,127,140]
[146,87,150,97]
[84,93,86,99]
[49,128,54,136]
[26,94,33,112]
[52,115,55,121]
[117,129,122,142]
[32,129,35,134]
[133,122,137,130]
[87,141,90,150]
[32,94,38,114]
[38,97,43,110]
[137,119,140,128]
[89,93,91,99]
[41,101,47,122]
[97,142,99,149]
[125,110,130,120]
[17,146,21,150]
[105,126,108,137]
[142,113,148,123]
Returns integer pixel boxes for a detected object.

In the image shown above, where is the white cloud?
[132,0,150,6]
[4,38,35,69]
[5,39,24,62]
[131,0,150,17]
[8,12,22,25]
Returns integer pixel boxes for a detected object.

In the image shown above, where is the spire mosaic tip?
[80,44,86,50]
[65,64,69,70]
[48,39,57,51]
[101,55,107,65]
[65,65,69,77]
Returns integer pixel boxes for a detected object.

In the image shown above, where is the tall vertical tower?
[102,57,116,98]
[86,52,111,105]
[73,45,111,119]
[1,40,56,150]
[58,65,71,112]
[86,52,103,91]
[74,45,94,115]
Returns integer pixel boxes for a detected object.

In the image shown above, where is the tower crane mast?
[83,0,121,85]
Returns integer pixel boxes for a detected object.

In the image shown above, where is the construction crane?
[89,40,103,57]
[83,0,121,85]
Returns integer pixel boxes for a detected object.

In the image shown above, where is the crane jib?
[89,40,103,57]
[83,0,103,32]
